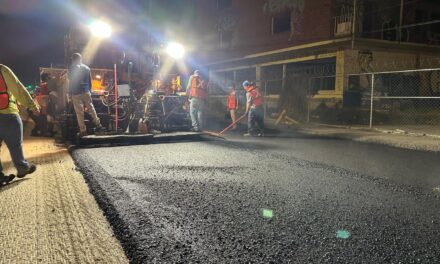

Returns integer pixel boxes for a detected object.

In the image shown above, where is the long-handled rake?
[205,113,247,137]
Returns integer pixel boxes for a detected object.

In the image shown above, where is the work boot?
[94,124,106,132]
[243,133,252,137]
[17,164,37,178]
[79,131,88,137]
[0,172,15,186]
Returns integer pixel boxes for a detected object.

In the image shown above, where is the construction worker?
[171,75,181,94]
[227,85,238,129]
[186,70,207,132]
[243,80,264,137]
[68,53,104,137]
[0,64,40,184]
[30,72,53,136]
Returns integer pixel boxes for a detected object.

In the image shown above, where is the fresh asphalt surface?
[72,132,440,263]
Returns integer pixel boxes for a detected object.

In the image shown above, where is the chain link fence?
[207,66,440,136]
[261,68,440,136]
[315,68,440,135]
[367,68,440,134]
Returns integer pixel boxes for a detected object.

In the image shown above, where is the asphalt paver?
[72,136,440,263]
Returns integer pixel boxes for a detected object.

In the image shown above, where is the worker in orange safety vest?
[186,70,207,132]
[243,80,264,137]
[227,85,238,129]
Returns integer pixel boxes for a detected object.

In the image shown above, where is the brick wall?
[196,0,336,63]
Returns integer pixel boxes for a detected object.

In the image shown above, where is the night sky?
[0,0,197,84]
[0,0,73,84]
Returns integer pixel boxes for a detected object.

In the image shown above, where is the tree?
[263,0,305,41]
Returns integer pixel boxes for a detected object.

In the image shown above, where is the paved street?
[72,134,440,263]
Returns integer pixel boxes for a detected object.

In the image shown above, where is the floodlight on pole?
[166,42,185,59]
[89,20,112,39]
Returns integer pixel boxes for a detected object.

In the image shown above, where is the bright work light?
[89,20,112,39]
[166,42,185,59]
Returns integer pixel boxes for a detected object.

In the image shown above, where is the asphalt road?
[72,134,440,263]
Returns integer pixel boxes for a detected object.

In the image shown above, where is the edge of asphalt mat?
[70,149,146,264]
[71,132,223,149]
[0,138,128,264]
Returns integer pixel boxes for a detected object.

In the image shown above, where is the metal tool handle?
[219,113,247,135]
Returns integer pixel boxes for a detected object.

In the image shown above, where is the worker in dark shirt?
[68,53,103,137]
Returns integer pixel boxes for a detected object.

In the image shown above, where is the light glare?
[166,42,185,59]
[89,20,112,39]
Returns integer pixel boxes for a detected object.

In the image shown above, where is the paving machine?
[40,67,191,142]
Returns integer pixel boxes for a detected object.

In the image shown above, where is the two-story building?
[193,0,440,123]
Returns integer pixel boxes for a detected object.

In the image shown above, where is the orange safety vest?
[35,95,48,115]
[227,91,237,109]
[0,70,10,110]
[190,76,207,99]
[248,87,263,108]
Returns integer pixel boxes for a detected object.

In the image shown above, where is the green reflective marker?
[336,229,351,239]
[261,209,273,219]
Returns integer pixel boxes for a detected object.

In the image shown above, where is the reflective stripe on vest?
[249,88,263,108]
[0,70,10,110]
[190,76,207,99]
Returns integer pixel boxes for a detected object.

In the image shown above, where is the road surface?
[72,134,440,263]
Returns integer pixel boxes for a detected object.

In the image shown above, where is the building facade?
[196,0,440,123]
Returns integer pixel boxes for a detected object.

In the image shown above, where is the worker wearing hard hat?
[243,80,264,137]
[186,70,207,132]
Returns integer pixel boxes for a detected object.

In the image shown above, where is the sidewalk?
[0,137,128,263]
[297,123,440,152]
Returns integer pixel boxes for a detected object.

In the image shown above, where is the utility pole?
[398,0,404,44]
[351,0,357,49]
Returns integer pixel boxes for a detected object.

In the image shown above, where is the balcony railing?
[334,13,353,37]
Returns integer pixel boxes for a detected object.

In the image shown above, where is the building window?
[217,0,232,10]
[311,76,336,91]
[272,13,291,34]
[220,30,233,48]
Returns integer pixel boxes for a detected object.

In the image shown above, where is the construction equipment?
[126,89,190,134]
[39,66,191,142]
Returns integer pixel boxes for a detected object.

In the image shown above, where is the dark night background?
[0,0,72,85]
[0,0,197,85]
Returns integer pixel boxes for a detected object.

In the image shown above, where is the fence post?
[307,78,311,123]
[369,73,375,128]
[264,80,267,120]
